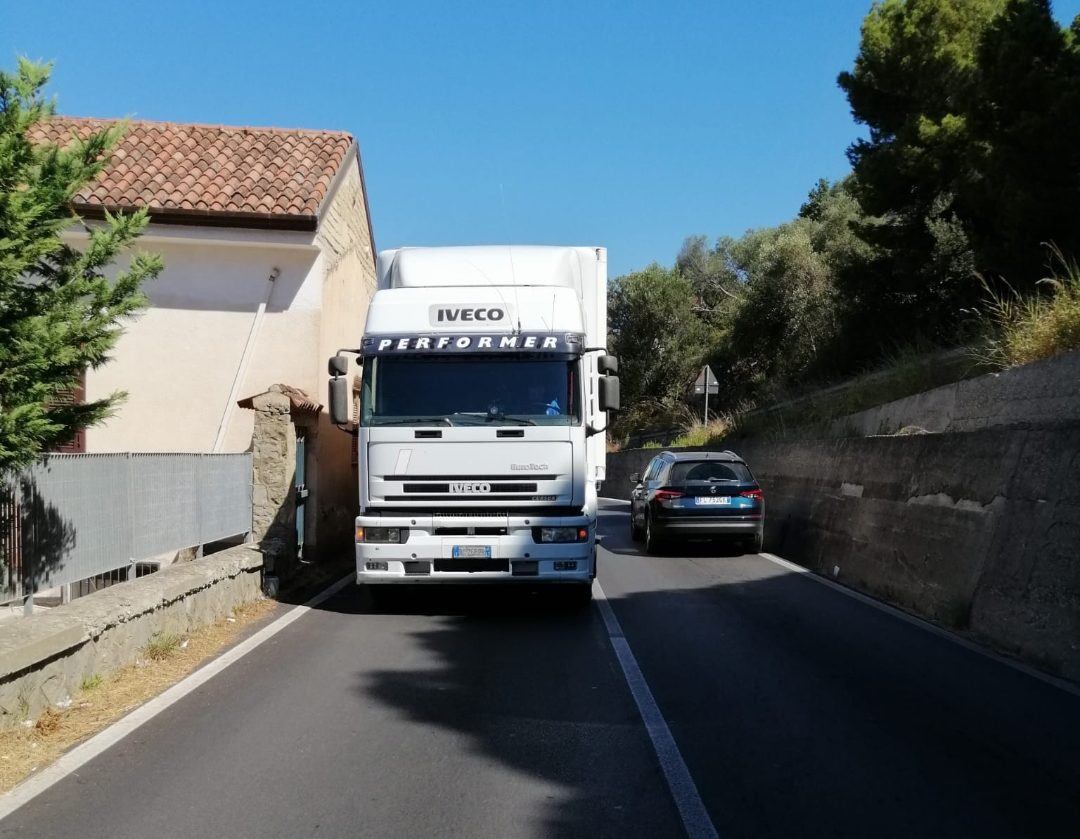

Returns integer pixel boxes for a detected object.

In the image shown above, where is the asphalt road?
[2,500,1079,838]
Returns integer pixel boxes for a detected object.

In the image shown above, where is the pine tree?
[0,59,163,475]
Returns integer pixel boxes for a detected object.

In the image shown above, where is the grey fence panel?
[23,455,134,593]
[129,454,200,558]
[197,455,253,544]
[0,452,253,605]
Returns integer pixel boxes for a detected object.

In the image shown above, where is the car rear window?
[669,461,753,483]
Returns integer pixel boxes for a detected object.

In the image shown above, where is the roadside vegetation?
[609,0,1080,445]
[0,59,162,476]
[975,249,1080,369]
[143,632,183,661]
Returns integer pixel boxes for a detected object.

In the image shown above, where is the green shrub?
[80,674,103,691]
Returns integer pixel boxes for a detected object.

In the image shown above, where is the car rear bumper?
[652,518,762,539]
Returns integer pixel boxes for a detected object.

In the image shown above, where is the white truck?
[327,245,620,603]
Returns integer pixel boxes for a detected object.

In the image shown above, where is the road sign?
[693,365,718,396]
[694,365,719,424]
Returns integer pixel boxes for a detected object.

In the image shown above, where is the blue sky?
[5,0,1080,277]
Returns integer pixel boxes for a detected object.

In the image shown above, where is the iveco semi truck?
[327,246,620,603]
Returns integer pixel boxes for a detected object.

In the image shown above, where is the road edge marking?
[594,580,720,839]
[758,552,1080,698]
[0,573,356,821]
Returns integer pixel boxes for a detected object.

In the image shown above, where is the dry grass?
[668,415,738,449]
[0,597,277,795]
[976,251,1080,369]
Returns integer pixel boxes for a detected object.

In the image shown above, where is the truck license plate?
[696,496,731,506]
[453,545,492,559]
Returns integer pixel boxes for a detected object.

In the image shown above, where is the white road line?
[594,580,720,839]
[0,573,356,821]
[757,552,1080,698]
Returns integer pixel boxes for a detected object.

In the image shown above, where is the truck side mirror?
[599,355,619,375]
[599,376,620,412]
[329,376,350,426]
[328,355,349,376]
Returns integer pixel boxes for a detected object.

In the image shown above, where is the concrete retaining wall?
[828,349,1080,436]
[0,544,266,727]
[603,427,1080,681]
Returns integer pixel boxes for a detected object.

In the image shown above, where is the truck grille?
[402,482,538,494]
[433,558,511,573]
[384,474,557,481]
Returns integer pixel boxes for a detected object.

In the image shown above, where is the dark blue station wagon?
[629,450,765,554]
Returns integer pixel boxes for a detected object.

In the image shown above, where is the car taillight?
[740,488,764,500]
[655,489,684,501]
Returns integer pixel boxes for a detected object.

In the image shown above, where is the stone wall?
[318,151,375,279]
[0,544,265,727]
[603,427,1080,681]
[827,349,1080,436]
[249,388,296,545]
[247,386,299,589]
[314,152,374,556]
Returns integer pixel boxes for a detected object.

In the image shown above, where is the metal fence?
[0,453,252,610]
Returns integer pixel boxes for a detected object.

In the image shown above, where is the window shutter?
[51,371,87,453]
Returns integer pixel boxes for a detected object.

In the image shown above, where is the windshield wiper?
[491,414,537,426]
[373,417,451,427]
[445,412,537,426]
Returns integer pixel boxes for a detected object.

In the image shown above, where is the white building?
[33,117,377,557]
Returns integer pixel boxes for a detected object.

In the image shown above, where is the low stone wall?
[603,426,1080,681]
[828,349,1080,436]
[0,544,265,727]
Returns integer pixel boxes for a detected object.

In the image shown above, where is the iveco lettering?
[432,306,507,323]
[450,482,491,494]
[327,246,621,604]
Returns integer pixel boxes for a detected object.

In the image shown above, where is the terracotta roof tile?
[30,117,355,229]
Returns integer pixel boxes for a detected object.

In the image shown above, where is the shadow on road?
[321,582,682,837]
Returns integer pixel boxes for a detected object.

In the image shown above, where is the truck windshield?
[361,356,581,427]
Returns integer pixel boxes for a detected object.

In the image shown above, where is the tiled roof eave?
[73,201,320,232]
[31,116,355,229]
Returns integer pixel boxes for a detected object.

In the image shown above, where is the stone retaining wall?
[0,544,265,727]
[828,349,1080,436]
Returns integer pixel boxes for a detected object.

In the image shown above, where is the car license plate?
[453,545,492,559]
[696,496,731,506]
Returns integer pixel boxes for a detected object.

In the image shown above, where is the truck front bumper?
[354,511,596,584]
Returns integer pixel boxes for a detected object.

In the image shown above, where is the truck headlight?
[534,526,589,543]
[356,527,409,543]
